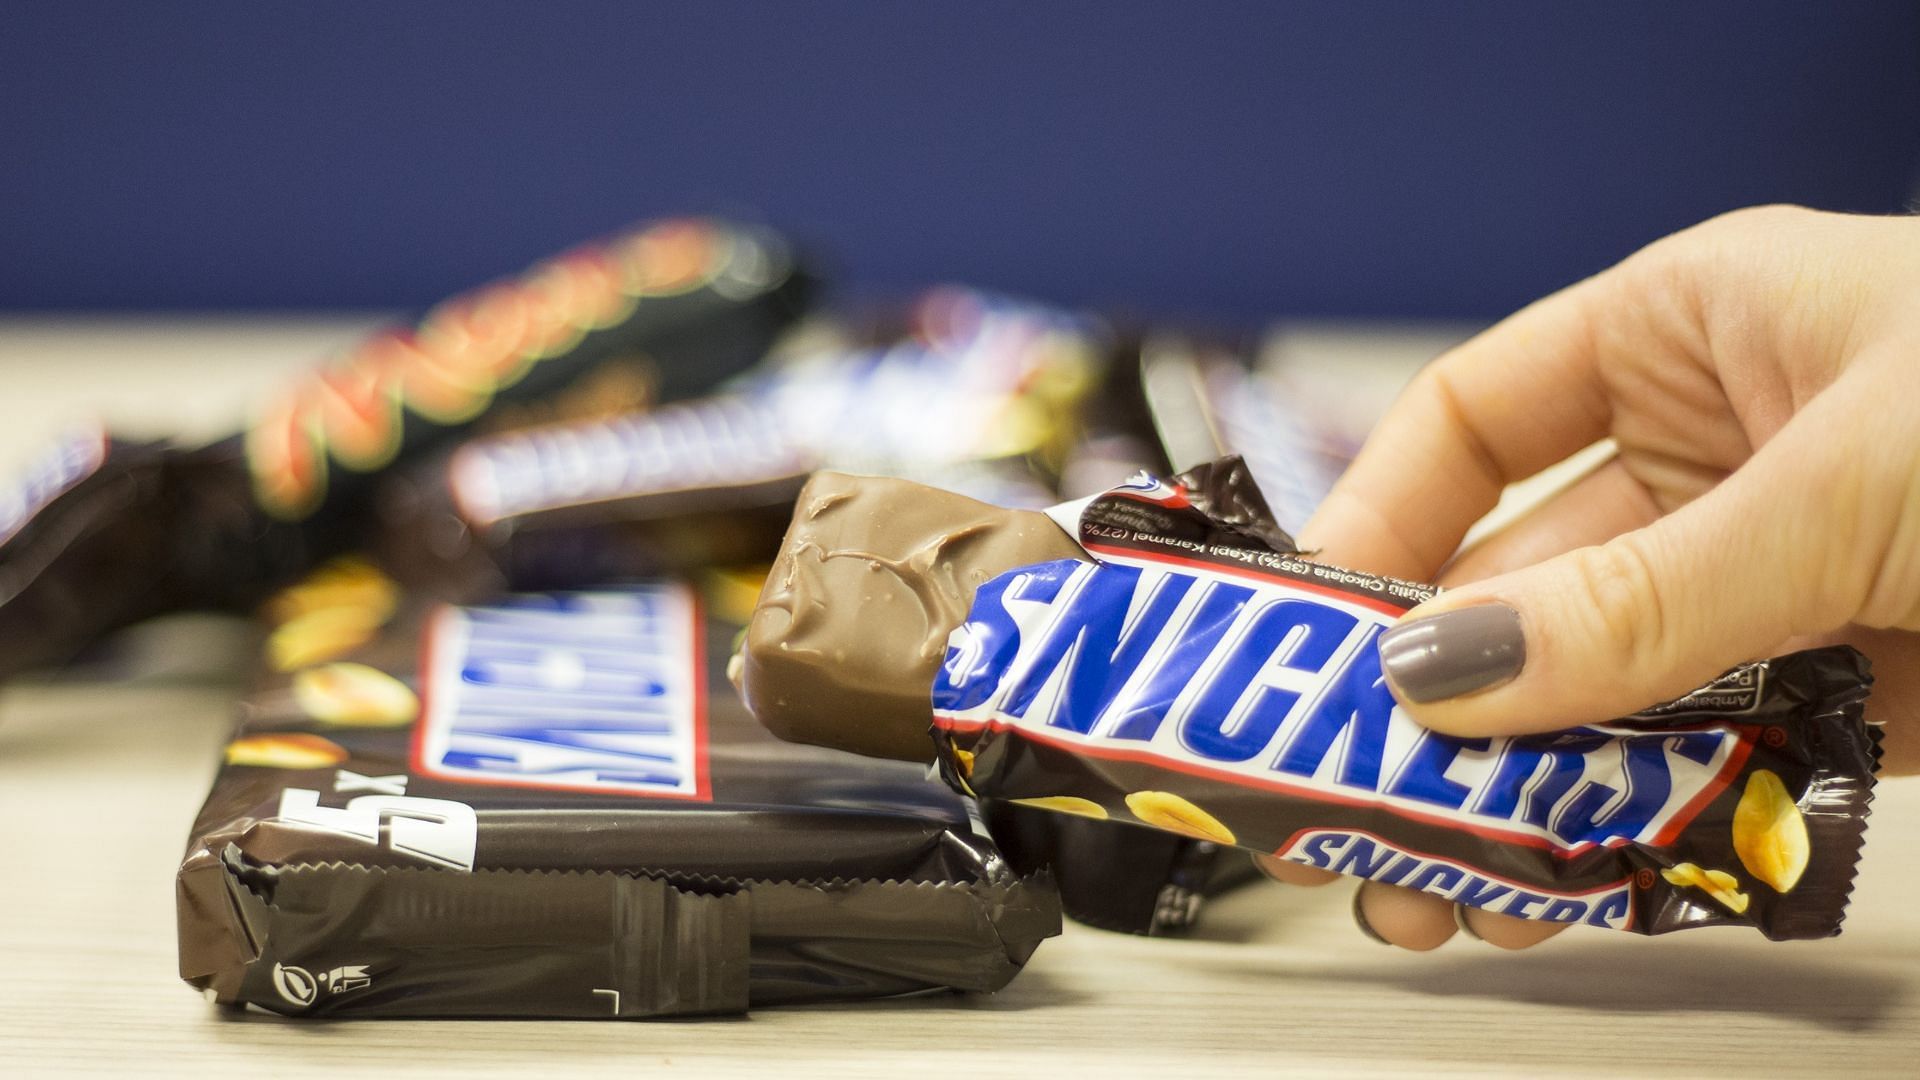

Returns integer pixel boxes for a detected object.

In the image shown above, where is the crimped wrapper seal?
[178,577,1061,1018]
[180,846,1057,1018]
[931,458,1881,939]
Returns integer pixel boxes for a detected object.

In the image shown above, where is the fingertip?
[1383,693,1529,740]
[1351,889,1390,945]
[1459,907,1570,950]
[1355,884,1457,952]
[1378,602,1526,706]
[1297,488,1430,582]
[1255,854,1342,887]
[1376,600,1570,739]
[1382,646,1639,740]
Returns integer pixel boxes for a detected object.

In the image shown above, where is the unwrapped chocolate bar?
[736,470,1090,762]
[177,566,1059,1018]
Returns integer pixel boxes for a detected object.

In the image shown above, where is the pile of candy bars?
[0,220,1878,1020]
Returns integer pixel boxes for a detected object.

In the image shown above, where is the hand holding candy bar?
[1273,205,1920,949]
[736,460,1876,945]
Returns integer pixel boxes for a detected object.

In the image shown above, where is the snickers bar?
[738,458,1881,939]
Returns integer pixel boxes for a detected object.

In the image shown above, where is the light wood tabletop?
[1,318,1915,1078]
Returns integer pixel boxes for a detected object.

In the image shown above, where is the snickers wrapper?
[178,567,1059,1018]
[931,458,1880,939]
[0,219,810,681]
[981,799,1258,934]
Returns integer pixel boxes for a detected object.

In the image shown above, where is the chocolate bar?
[0,219,810,683]
[178,564,1060,1018]
[929,460,1879,939]
[733,460,1303,761]
[724,461,1274,935]
[734,470,1088,762]
[734,458,1880,939]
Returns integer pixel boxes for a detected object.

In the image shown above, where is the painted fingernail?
[1378,604,1525,704]
[1452,905,1483,942]
[1352,889,1390,945]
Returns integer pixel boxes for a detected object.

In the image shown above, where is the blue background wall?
[3,3,1916,321]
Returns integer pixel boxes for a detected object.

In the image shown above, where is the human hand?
[1259,206,1920,950]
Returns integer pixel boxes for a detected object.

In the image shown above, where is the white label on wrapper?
[414,585,710,800]
[448,396,805,525]
[0,426,108,547]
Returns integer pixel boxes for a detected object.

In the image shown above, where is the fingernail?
[1352,890,1390,945]
[1452,905,1483,942]
[1378,604,1525,704]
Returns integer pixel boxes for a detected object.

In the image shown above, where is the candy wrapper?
[929,459,1879,938]
[980,799,1259,935]
[178,564,1060,1019]
[378,296,1257,936]
[727,457,1879,940]
[1135,335,1349,531]
[371,291,1271,938]
[0,218,810,682]
[371,287,1098,592]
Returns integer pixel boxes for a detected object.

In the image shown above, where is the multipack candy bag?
[180,567,1059,1019]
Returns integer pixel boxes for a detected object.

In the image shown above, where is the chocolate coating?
[737,471,1087,761]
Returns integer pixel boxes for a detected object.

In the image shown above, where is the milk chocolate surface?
[738,471,1087,761]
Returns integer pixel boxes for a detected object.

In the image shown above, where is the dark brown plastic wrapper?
[0,218,811,682]
[981,800,1259,935]
[931,458,1882,939]
[369,393,811,598]
[178,570,1060,1019]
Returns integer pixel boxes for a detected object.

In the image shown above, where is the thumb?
[1374,394,1875,736]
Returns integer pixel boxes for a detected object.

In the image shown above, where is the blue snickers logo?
[935,558,1739,853]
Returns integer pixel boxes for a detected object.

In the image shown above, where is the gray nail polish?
[1352,890,1390,945]
[1378,604,1525,704]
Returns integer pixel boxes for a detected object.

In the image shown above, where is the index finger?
[1299,275,1618,580]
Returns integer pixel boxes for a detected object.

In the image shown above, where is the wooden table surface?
[1,318,1915,1078]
